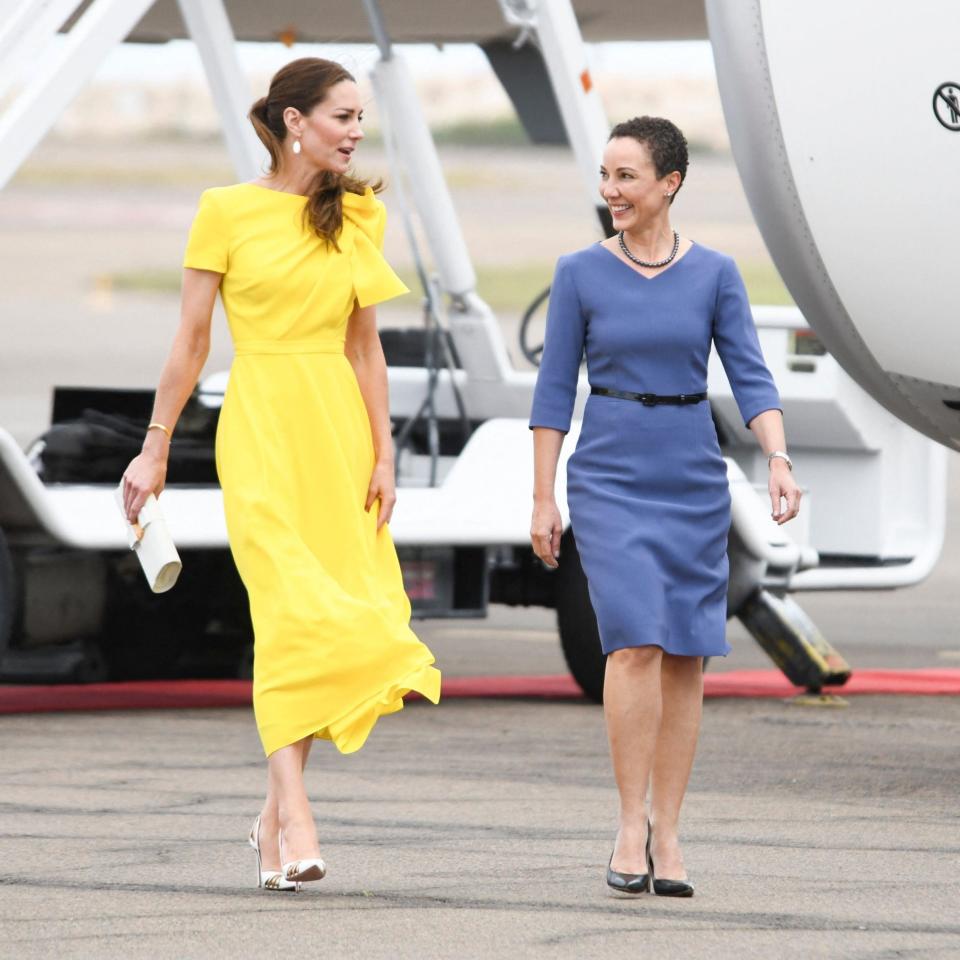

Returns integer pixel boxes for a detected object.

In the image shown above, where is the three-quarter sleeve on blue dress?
[529,257,586,433]
[712,256,782,427]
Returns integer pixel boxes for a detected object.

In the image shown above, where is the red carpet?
[1,669,959,715]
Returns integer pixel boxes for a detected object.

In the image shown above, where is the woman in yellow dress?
[121,58,441,892]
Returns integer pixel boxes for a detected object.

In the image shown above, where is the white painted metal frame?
[175,0,265,180]
[0,0,83,102]
[358,0,613,386]
[0,0,22,20]
[0,0,157,190]
[361,0,517,385]
[0,0,260,190]
[498,0,610,221]
[788,441,949,591]
[370,57,476,300]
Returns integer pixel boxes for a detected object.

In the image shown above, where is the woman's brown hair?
[248,57,381,248]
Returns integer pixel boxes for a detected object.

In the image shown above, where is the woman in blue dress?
[529,117,801,897]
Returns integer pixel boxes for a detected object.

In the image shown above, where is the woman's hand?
[769,460,801,524]
[531,497,563,569]
[122,446,168,526]
[365,458,397,531]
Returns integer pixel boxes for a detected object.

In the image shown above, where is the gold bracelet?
[147,422,173,441]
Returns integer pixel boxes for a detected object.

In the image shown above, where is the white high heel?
[249,815,300,892]
[280,829,327,884]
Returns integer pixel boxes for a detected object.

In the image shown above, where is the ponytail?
[248,96,282,173]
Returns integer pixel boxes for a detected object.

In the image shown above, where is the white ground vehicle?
[0,0,954,696]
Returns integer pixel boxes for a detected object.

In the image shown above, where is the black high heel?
[606,833,651,895]
[647,820,694,897]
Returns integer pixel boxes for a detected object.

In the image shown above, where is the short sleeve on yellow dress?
[185,183,440,757]
[183,188,229,273]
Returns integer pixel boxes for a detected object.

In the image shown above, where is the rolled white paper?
[114,484,182,593]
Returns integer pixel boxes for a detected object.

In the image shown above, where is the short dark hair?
[608,116,688,203]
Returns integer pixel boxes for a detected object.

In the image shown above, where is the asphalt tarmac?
[1,683,959,959]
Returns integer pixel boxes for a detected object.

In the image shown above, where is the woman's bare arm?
[121,267,220,521]
[345,302,395,529]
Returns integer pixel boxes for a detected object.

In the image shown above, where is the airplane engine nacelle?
[706,0,960,452]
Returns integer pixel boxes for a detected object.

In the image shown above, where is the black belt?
[591,386,707,407]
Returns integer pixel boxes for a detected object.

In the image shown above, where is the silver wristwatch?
[767,450,793,470]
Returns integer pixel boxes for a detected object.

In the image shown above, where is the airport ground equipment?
[0,0,951,696]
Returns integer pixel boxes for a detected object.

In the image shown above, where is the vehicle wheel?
[0,528,17,655]
[555,528,605,703]
[101,555,185,679]
[72,641,108,684]
[236,642,254,680]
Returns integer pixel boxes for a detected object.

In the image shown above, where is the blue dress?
[529,243,782,657]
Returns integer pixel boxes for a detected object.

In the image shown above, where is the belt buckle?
[640,394,657,407]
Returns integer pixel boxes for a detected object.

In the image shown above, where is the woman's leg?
[603,645,663,873]
[257,736,320,870]
[648,653,703,880]
[300,734,315,771]
[258,735,317,870]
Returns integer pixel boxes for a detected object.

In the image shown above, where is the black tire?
[101,555,186,679]
[236,642,254,680]
[555,528,605,703]
[72,641,108,684]
[0,528,17,656]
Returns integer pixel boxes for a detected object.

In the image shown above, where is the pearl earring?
[292,139,301,155]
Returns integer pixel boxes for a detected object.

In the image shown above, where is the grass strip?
[103,258,793,308]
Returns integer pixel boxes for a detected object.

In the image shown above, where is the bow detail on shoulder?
[342,188,409,308]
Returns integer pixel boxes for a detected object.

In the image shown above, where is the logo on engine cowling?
[933,82,960,130]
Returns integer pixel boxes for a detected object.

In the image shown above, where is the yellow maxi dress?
[183,182,441,757]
